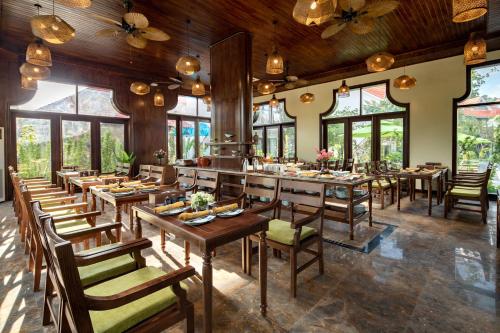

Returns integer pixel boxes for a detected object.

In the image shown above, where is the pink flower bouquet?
[315,148,334,162]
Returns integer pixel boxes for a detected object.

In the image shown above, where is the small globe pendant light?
[26,38,52,67]
[192,76,205,96]
[366,52,394,72]
[176,19,201,75]
[257,81,276,95]
[269,94,280,108]
[130,82,150,95]
[452,0,487,23]
[154,89,165,107]
[21,75,38,90]
[338,80,350,98]
[394,68,417,90]
[464,32,487,65]
[300,92,315,103]
[19,62,51,80]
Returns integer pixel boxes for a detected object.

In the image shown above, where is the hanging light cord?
[186,19,191,56]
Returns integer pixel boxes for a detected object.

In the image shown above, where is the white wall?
[254,50,500,168]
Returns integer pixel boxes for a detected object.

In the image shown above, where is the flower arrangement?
[153,149,167,165]
[190,191,214,211]
[315,148,334,162]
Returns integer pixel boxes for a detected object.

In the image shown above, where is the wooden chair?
[194,170,220,200]
[363,162,395,209]
[444,164,492,223]
[134,164,151,180]
[248,179,326,297]
[379,160,410,197]
[327,160,339,170]
[344,158,354,172]
[149,165,166,184]
[38,210,195,333]
[175,168,197,191]
[115,162,132,177]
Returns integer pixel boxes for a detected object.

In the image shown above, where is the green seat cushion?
[77,244,137,287]
[449,187,481,198]
[267,219,316,245]
[86,267,184,333]
[55,219,90,233]
[372,180,391,189]
[48,209,78,217]
[335,187,365,199]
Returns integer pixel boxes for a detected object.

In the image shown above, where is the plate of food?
[159,206,190,216]
[112,191,135,197]
[216,208,244,218]
[183,215,216,226]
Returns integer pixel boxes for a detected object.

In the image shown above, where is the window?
[321,81,408,167]
[16,117,51,178]
[253,100,296,159]
[454,63,500,194]
[10,81,129,178]
[168,96,211,161]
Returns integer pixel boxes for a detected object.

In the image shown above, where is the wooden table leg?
[259,230,267,316]
[100,198,105,212]
[241,237,247,273]
[134,213,142,239]
[115,204,122,241]
[397,176,401,211]
[437,174,442,205]
[65,179,69,193]
[428,178,432,216]
[82,188,88,203]
[202,251,213,333]
[184,240,191,266]
[70,183,75,196]
[128,205,134,232]
[348,186,354,240]
[368,181,373,227]
[91,193,96,211]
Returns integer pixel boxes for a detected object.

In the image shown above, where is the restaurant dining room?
[0,0,499,332]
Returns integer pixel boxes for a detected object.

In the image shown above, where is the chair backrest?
[149,165,165,184]
[116,162,131,176]
[62,165,78,171]
[353,163,368,174]
[344,158,354,172]
[195,170,219,197]
[278,179,325,209]
[242,175,279,205]
[177,168,196,188]
[378,160,389,172]
[327,160,338,170]
[137,164,151,179]
[368,161,379,173]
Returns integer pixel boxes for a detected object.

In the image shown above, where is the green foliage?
[116,150,136,164]
[101,129,124,173]
[63,131,91,169]
[17,124,51,178]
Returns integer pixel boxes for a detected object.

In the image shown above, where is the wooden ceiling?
[0,0,498,87]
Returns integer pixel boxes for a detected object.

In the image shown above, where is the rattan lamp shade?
[266,49,284,75]
[154,89,165,106]
[192,77,205,96]
[21,75,38,90]
[257,82,276,95]
[338,80,350,97]
[19,62,50,80]
[393,75,416,90]
[269,94,280,108]
[366,52,394,72]
[464,33,487,65]
[202,95,212,105]
[300,92,315,103]
[130,82,150,95]
[175,55,200,75]
[56,0,92,8]
[452,0,487,23]
[31,15,75,44]
[293,0,336,26]
[26,39,52,67]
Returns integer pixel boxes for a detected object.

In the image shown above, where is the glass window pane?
[324,88,361,119]
[253,129,264,156]
[266,127,279,158]
[78,85,129,118]
[167,119,177,164]
[456,106,499,193]
[11,81,76,114]
[169,95,197,116]
[272,102,294,124]
[16,118,51,178]
[380,118,404,169]
[326,123,345,160]
[198,98,211,118]
[254,104,271,125]
[282,127,295,158]
[459,64,500,105]
[352,121,372,163]
[362,84,405,115]
[100,123,125,173]
[181,120,196,159]
[198,121,211,157]
[62,120,91,170]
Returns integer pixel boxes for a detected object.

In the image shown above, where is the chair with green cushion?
[444,164,492,224]
[248,179,326,298]
[365,162,396,209]
[38,211,195,333]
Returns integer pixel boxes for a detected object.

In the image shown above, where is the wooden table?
[56,171,79,192]
[70,176,128,203]
[396,169,442,216]
[133,205,269,333]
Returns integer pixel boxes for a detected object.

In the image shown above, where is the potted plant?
[190,191,214,211]
[315,148,334,173]
[153,149,167,165]
[116,150,136,165]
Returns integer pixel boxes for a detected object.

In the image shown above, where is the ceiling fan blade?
[364,0,399,17]
[90,14,122,27]
[168,84,181,90]
[348,16,375,34]
[139,27,170,41]
[321,20,347,39]
[284,82,296,90]
[95,28,122,38]
[168,76,183,84]
[126,34,148,49]
[295,79,308,86]
[339,0,366,12]
[286,75,299,82]
[124,12,149,29]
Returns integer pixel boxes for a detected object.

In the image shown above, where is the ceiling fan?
[321,0,399,39]
[267,62,308,90]
[92,0,170,49]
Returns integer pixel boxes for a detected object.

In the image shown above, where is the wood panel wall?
[0,47,178,199]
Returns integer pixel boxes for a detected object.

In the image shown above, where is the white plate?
[111,191,135,197]
[183,215,216,226]
[140,188,157,193]
[216,208,244,218]
[158,207,189,216]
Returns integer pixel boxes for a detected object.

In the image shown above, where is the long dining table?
[132,204,269,333]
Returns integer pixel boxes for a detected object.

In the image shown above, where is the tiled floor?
[0,196,498,332]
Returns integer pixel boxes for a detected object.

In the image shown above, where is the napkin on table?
[154,201,185,213]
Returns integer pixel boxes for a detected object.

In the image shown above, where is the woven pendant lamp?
[175,55,200,75]
[202,95,211,105]
[269,94,279,108]
[55,0,91,8]
[293,0,336,26]
[19,62,51,80]
[192,77,205,96]
[21,75,38,90]
[338,80,350,97]
[300,92,315,103]
[393,74,416,90]
[26,38,52,67]
[257,82,276,95]
[464,33,487,65]
[366,52,394,72]
[452,0,487,23]
[31,15,75,44]
[266,21,284,75]
[154,89,165,107]
[130,82,150,95]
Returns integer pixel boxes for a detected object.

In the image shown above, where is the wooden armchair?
[174,168,197,192]
[134,164,151,180]
[149,165,166,184]
[115,162,132,177]
[364,162,395,209]
[194,170,220,200]
[444,164,492,223]
[38,210,195,333]
[248,179,326,297]
[344,158,354,172]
